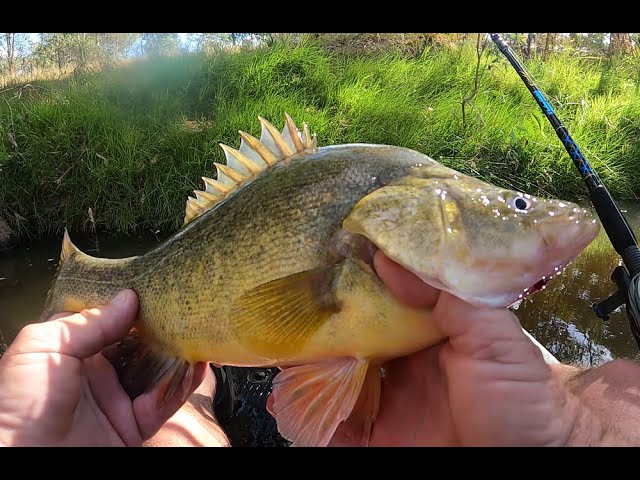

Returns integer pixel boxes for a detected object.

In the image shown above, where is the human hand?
[330,252,630,446]
[0,290,206,447]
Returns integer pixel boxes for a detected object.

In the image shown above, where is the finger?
[433,292,540,364]
[9,290,139,359]
[47,311,74,322]
[85,353,143,446]
[373,251,440,309]
[133,361,208,441]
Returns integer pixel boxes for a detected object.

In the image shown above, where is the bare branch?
[461,33,489,129]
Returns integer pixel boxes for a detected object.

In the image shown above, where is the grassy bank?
[2,41,640,240]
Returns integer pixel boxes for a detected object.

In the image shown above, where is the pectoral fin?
[230,265,341,357]
[268,357,370,447]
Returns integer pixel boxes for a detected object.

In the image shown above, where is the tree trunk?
[543,33,556,61]
[231,33,236,46]
[5,33,15,75]
[608,33,633,56]
[526,32,536,59]
[56,44,63,71]
[77,32,87,70]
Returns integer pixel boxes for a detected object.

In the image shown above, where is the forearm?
[563,391,635,446]
[551,361,640,446]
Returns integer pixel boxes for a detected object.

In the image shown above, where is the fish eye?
[509,195,531,211]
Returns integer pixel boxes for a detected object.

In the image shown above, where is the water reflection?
[2,203,640,367]
[0,232,168,347]
[515,202,640,367]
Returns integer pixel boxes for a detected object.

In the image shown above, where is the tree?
[228,33,254,47]
[526,33,536,59]
[541,33,558,60]
[569,33,607,55]
[186,33,229,53]
[33,33,76,71]
[140,33,181,57]
[608,33,634,56]
[95,33,140,61]
[4,33,15,74]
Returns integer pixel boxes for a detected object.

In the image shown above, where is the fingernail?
[111,290,130,307]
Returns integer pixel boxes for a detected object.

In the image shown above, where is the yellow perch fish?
[42,114,600,447]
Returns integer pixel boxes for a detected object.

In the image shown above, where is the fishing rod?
[489,33,640,350]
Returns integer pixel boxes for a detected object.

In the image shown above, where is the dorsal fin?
[183,113,318,225]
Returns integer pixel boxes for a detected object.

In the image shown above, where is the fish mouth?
[514,214,599,302]
[527,276,550,295]
[521,271,555,299]
[504,261,569,309]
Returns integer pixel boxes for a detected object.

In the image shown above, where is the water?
[0,231,170,350]
[513,202,640,367]
[2,203,640,369]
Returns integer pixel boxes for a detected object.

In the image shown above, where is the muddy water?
[2,203,640,367]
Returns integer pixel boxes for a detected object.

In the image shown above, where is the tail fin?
[46,231,195,405]
[59,228,78,264]
[102,330,195,406]
[41,229,138,321]
[42,229,82,320]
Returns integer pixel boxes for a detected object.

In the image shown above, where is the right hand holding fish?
[0,289,207,447]
[328,252,634,446]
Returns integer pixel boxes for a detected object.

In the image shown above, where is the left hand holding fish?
[0,289,207,447]
[329,252,636,446]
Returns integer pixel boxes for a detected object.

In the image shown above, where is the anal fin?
[329,365,382,446]
[268,357,369,447]
[102,329,195,406]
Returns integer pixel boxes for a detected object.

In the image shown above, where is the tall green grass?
[2,42,640,239]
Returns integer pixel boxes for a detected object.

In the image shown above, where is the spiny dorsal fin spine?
[238,136,267,166]
[219,144,262,175]
[302,123,316,149]
[185,199,204,223]
[285,113,305,152]
[215,162,247,185]
[182,113,318,226]
[259,116,294,158]
[238,130,279,166]
[202,176,231,195]
[195,190,219,203]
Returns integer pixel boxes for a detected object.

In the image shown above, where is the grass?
[2,41,640,240]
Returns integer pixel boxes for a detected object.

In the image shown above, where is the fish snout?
[537,205,599,254]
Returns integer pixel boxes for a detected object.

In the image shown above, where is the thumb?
[11,290,139,359]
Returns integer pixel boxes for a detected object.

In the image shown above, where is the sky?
[10,33,192,57]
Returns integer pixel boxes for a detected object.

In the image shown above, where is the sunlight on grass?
[2,42,640,239]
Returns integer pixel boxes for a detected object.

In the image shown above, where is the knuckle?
[16,322,41,340]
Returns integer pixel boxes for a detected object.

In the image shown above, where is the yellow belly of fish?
[174,259,446,367]
[181,302,443,367]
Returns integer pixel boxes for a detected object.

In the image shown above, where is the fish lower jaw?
[516,259,573,301]
[417,261,570,309]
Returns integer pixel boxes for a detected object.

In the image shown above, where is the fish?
[41,113,600,447]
